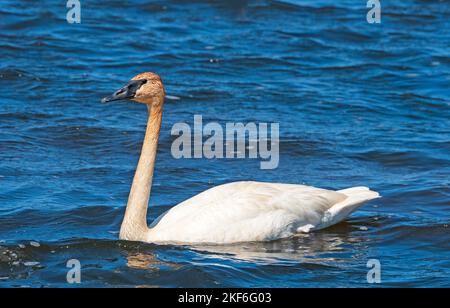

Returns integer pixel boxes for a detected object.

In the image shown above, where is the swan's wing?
[148,181,364,244]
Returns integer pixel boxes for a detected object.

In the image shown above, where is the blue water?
[0,0,449,287]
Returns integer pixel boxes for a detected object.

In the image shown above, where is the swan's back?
[147,181,379,244]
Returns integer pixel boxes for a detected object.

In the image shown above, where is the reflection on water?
[127,252,183,271]
[192,233,348,264]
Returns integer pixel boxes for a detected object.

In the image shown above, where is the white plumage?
[146,181,379,244]
[102,72,380,245]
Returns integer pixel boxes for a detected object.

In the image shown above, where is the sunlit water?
[0,0,449,287]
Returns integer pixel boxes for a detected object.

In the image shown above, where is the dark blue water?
[0,0,449,287]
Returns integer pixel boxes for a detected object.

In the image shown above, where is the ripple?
[0,0,448,287]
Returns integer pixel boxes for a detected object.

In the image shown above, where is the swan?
[102,72,380,244]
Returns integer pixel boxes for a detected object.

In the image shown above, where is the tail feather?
[315,187,380,230]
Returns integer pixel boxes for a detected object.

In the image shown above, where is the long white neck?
[119,102,163,241]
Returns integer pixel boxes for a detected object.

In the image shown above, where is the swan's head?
[101,72,165,105]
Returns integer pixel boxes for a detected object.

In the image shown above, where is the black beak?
[101,79,147,103]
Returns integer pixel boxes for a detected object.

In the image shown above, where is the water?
[0,0,449,287]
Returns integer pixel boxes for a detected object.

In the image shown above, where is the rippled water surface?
[0,0,449,287]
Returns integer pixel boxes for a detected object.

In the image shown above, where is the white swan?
[102,72,380,244]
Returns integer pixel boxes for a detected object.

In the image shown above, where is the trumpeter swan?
[102,72,380,244]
